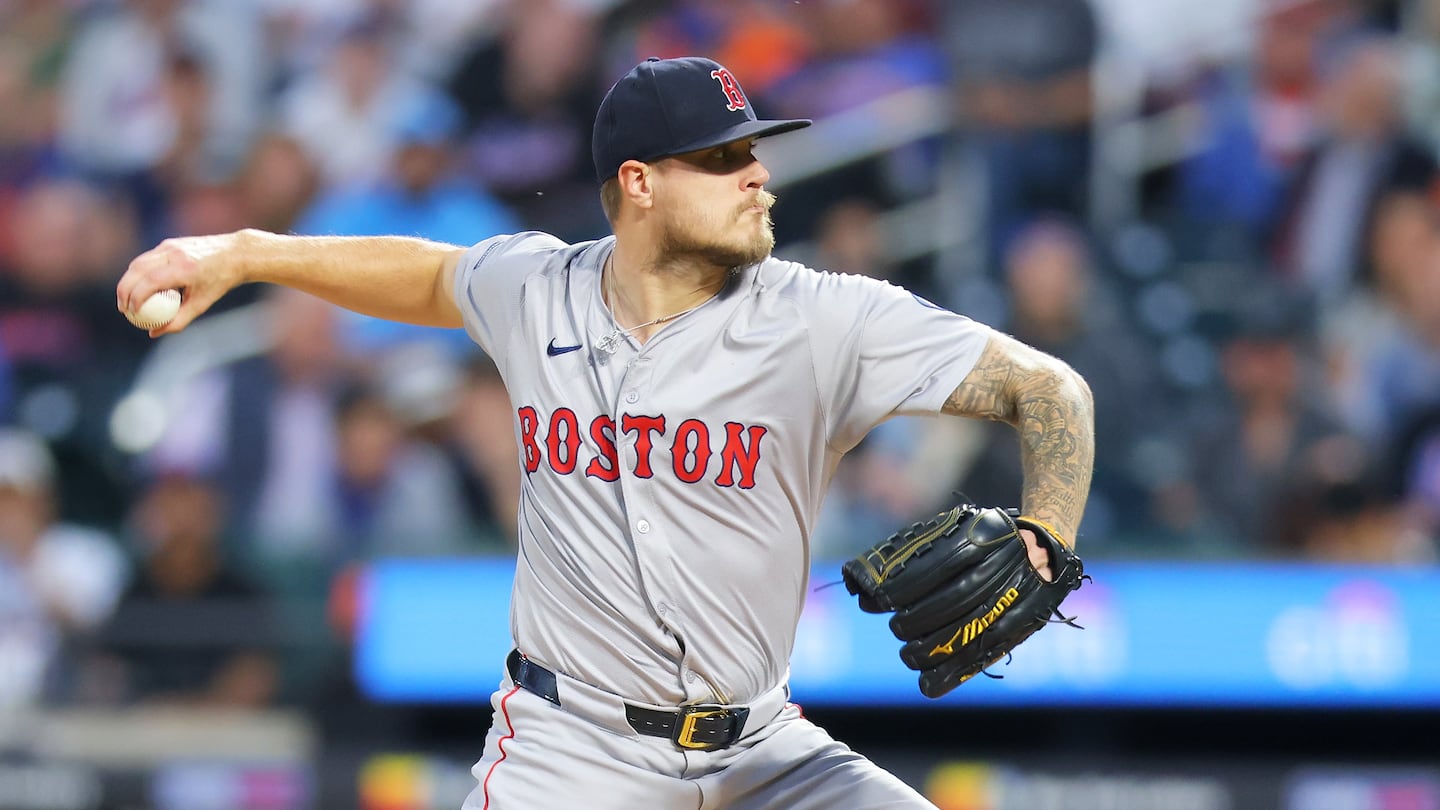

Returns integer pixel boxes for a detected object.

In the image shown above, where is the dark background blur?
[2,0,1440,808]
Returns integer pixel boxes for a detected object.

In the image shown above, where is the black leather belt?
[506,650,750,752]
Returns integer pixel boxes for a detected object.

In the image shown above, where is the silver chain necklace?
[595,261,708,355]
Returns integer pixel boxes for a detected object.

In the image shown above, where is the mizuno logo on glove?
[931,586,1020,656]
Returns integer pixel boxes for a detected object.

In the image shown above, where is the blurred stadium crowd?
[1,0,1439,724]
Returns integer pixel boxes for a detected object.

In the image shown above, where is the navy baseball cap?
[592,56,811,182]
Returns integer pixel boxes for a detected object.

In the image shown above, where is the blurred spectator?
[58,0,263,178]
[148,46,228,190]
[0,178,148,525]
[1322,189,1439,439]
[1338,232,1440,446]
[295,91,518,356]
[370,341,503,540]
[1271,34,1437,306]
[0,546,50,709]
[1273,447,1434,562]
[447,353,521,544]
[235,132,321,234]
[447,0,608,240]
[98,473,278,707]
[277,11,442,189]
[169,174,247,235]
[949,220,1166,547]
[146,288,349,570]
[0,0,74,101]
[0,428,127,707]
[1365,188,1437,293]
[0,430,127,634]
[374,341,464,435]
[0,0,72,197]
[945,0,1099,256]
[807,197,896,279]
[1186,284,1360,552]
[1169,0,1339,248]
[0,47,50,219]
[328,379,477,561]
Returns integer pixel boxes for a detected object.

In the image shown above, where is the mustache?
[742,190,777,216]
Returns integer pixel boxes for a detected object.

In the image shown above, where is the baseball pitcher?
[117,57,1095,810]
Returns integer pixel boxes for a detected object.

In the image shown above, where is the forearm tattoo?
[942,335,1095,542]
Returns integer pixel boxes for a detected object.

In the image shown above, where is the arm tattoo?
[942,334,1095,542]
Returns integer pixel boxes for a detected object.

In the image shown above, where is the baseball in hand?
[126,289,182,330]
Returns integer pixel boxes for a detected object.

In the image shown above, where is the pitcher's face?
[652,139,775,270]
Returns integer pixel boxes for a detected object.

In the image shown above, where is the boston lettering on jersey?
[517,406,769,489]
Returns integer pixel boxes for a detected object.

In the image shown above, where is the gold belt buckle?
[673,706,730,751]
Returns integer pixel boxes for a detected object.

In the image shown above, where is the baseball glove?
[841,503,1087,699]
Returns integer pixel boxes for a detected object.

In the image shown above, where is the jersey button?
[636,519,651,534]
[625,391,639,404]
[685,672,697,684]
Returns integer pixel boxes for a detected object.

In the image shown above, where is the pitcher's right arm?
[116,229,470,337]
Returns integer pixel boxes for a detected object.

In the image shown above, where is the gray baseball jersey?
[453,231,990,707]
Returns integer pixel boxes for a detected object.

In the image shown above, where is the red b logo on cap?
[711,68,746,112]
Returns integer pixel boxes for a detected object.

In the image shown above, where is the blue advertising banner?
[355,559,1440,708]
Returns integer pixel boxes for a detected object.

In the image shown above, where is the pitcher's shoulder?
[464,232,608,280]
[753,256,894,301]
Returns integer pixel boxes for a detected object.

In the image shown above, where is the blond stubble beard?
[657,189,777,272]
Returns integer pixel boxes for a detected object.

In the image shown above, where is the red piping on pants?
[482,685,522,809]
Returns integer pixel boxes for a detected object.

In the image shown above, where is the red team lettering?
[518,406,542,473]
[585,415,619,482]
[546,408,581,474]
[520,408,767,489]
[620,414,667,479]
[672,419,712,483]
[715,422,767,489]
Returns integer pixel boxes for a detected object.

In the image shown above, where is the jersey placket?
[611,351,709,702]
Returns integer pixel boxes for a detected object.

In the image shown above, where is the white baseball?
[126,289,182,330]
